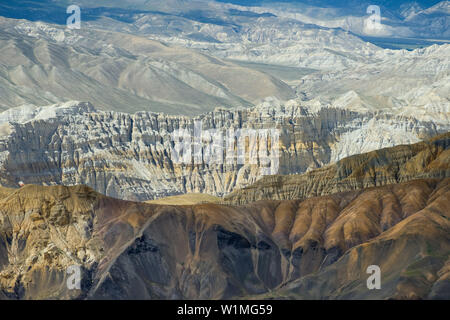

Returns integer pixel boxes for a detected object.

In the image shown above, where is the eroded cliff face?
[224,132,450,204]
[0,179,449,300]
[0,100,447,201]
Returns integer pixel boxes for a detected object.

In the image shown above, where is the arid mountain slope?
[224,132,450,204]
[0,17,294,115]
[0,178,449,299]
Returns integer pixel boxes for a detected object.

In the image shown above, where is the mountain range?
[0,16,295,115]
[0,100,447,201]
[0,5,448,115]
[0,0,449,301]
[0,161,448,299]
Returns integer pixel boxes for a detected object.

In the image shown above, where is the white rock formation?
[0,99,447,201]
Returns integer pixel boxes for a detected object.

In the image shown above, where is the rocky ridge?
[0,100,448,201]
[224,132,450,204]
